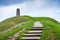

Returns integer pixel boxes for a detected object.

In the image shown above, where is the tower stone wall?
[16,8,20,16]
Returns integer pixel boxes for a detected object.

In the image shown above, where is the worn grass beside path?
[0,21,33,40]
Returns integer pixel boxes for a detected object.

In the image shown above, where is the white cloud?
[0,3,28,22]
[0,0,60,22]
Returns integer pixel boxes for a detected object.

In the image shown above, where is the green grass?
[33,17,60,40]
[40,21,60,40]
[0,21,33,40]
[15,21,34,40]
[15,17,60,40]
[0,16,60,40]
[0,16,33,32]
[33,17,60,24]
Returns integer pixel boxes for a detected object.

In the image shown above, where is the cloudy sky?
[0,0,60,22]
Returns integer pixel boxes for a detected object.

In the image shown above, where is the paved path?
[6,22,26,40]
[34,21,43,27]
[7,21,43,40]
[7,28,26,40]
[20,21,43,40]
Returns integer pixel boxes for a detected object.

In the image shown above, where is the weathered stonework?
[16,8,20,16]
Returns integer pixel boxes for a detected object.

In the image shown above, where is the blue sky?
[0,0,60,22]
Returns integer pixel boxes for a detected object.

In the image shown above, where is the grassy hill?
[33,17,60,24]
[33,17,60,40]
[0,16,60,40]
[0,16,33,32]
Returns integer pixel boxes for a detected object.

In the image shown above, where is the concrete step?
[32,26,43,28]
[24,34,42,35]
[21,37,40,40]
[20,39,39,40]
[28,30,42,32]
[32,27,43,29]
[29,28,43,30]
[26,32,42,34]
[29,27,43,30]
[26,30,42,34]
[23,35,41,37]
[20,25,43,40]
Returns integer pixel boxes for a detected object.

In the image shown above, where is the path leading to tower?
[20,21,43,40]
[7,21,43,40]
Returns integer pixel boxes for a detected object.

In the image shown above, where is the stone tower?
[16,8,20,16]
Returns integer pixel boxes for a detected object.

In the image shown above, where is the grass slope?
[33,17,60,40]
[0,16,33,32]
[0,16,60,40]
[33,17,60,24]
[0,21,33,40]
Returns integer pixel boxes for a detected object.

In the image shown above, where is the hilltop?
[0,16,33,32]
[0,16,60,40]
